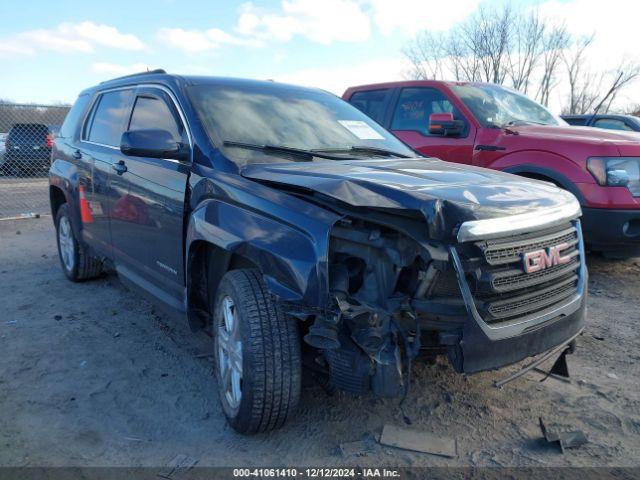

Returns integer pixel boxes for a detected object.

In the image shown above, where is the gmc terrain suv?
[344,81,640,258]
[50,71,586,433]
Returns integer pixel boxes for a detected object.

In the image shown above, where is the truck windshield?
[187,82,414,163]
[451,84,565,128]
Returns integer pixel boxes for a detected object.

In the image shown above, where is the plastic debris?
[539,417,588,453]
[379,424,457,458]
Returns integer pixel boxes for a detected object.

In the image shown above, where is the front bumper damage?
[294,191,587,396]
[444,219,587,374]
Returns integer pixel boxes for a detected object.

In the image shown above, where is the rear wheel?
[212,269,301,434]
[55,203,102,281]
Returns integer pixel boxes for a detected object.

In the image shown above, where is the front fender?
[186,197,340,308]
[489,151,588,203]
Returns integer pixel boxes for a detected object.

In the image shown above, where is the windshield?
[187,82,414,164]
[451,84,565,128]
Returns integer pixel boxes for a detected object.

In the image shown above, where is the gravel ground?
[1,217,639,468]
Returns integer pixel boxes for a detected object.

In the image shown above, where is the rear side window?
[348,89,391,124]
[8,124,49,142]
[594,118,634,131]
[59,94,90,139]
[86,90,133,146]
[391,87,464,136]
[128,96,182,141]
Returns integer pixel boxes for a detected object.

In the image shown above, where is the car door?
[110,86,191,306]
[79,88,135,256]
[388,87,476,164]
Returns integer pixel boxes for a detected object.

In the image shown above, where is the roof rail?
[100,69,167,84]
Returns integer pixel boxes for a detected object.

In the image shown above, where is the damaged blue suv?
[50,70,586,433]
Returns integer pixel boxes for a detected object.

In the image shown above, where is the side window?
[59,94,90,139]
[391,87,464,136]
[86,90,133,146]
[128,95,182,141]
[564,117,587,126]
[348,89,390,124]
[594,118,634,131]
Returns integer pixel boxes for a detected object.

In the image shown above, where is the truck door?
[109,86,191,306]
[388,87,476,164]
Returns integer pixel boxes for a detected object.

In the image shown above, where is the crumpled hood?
[241,158,577,241]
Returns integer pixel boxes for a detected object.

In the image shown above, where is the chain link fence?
[0,102,70,219]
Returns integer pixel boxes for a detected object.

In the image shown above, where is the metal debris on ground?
[539,417,588,453]
[158,454,198,479]
[379,424,457,458]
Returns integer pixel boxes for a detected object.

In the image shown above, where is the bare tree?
[403,4,536,85]
[508,11,546,93]
[402,31,445,80]
[535,25,570,106]
[562,35,640,114]
[459,4,514,84]
[596,61,640,113]
[402,2,640,113]
[562,35,596,114]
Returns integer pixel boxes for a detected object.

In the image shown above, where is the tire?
[211,269,301,434]
[55,203,102,282]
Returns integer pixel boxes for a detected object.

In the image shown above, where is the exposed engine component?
[307,216,442,397]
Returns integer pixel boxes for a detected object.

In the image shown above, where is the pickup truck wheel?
[212,269,301,434]
[55,203,102,282]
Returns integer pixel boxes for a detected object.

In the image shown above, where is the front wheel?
[55,203,102,281]
[212,269,301,434]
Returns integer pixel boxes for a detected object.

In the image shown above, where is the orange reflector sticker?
[79,185,93,224]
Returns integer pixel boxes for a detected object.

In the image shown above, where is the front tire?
[55,203,102,281]
[212,269,301,434]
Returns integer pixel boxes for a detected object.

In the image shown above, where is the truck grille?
[470,223,581,325]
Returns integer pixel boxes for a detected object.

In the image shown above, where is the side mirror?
[428,112,463,136]
[120,129,189,161]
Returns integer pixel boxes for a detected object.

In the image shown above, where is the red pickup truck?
[343,80,640,258]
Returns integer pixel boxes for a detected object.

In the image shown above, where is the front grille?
[482,227,578,266]
[467,222,582,325]
[487,275,578,319]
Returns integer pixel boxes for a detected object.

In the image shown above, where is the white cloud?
[161,0,371,52]
[236,0,371,44]
[0,21,145,57]
[275,57,407,95]
[369,0,481,35]
[74,22,145,50]
[157,27,257,53]
[91,62,155,76]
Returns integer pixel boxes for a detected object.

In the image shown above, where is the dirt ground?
[1,217,639,468]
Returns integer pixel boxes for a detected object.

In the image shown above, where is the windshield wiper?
[223,141,356,160]
[503,119,549,127]
[312,146,411,158]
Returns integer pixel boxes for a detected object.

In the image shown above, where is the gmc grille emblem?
[523,242,572,273]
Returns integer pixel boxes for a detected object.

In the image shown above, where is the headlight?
[587,157,640,196]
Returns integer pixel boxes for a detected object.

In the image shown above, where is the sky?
[1,0,638,113]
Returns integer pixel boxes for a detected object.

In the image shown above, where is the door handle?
[72,150,82,160]
[112,160,128,175]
